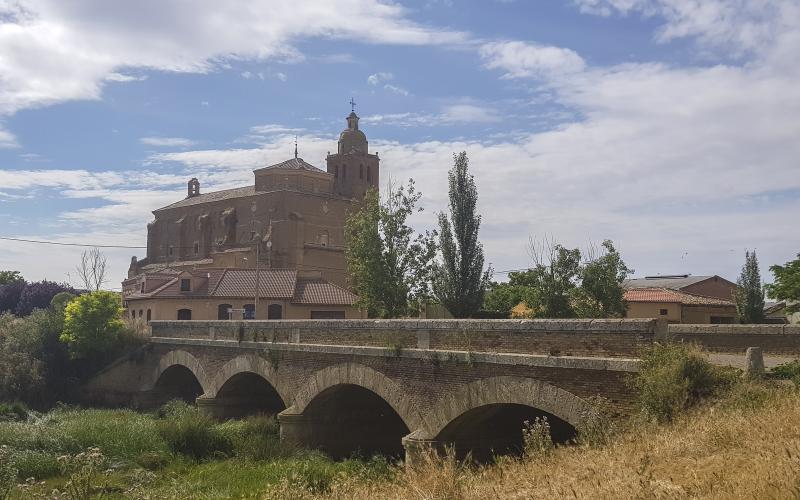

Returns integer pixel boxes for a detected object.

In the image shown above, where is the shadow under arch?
[285,363,419,459]
[421,376,594,461]
[149,351,210,408]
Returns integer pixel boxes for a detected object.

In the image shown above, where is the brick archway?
[289,363,422,431]
[150,350,211,395]
[419,376,595,440]
[206,353,289,404]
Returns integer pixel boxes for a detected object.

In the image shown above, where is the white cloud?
[573,0,798,59]
[105,72,146,82]
[362,103,499,126]
[140,136,197,148]
[367,72,394,85]
[0,126,18,148]
[0,1,467,118]
[480,40,586,79]
[275,72,288,82]
[383,84,410,96]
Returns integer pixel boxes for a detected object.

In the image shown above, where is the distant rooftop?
[624,288,734,306]
[624,275,714,290]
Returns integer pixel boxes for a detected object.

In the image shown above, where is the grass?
[263,380,800,499]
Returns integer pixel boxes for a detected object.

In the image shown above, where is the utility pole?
[254,241,260,320]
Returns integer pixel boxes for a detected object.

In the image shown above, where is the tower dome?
[338,111,368,154]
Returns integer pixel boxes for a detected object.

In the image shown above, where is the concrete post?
[401,434,446,468]
[744,347,765,378]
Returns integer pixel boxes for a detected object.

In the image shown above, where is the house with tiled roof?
[623,274,738,323]
[122,268,359,321]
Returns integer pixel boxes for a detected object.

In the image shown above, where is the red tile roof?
[125,268,357,306]
[293,278,358,305]
[624,288,734,306]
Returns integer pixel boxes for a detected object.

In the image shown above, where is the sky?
[0,0,798,290]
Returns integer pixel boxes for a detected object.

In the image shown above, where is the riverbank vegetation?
[1,345,798,498]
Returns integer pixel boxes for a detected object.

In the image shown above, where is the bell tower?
[326,101,379,199]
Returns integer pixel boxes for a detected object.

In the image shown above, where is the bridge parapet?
[150,318,667,358]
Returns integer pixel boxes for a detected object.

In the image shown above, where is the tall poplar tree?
[735,250,765,323]
[433,152,491,318]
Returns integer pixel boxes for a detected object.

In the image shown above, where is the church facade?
[122,110,377,320]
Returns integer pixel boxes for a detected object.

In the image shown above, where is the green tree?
[432,152,492,318]
[734,250,765,323]
[0,271,23,285]
[483,282,528,317]
[60,291,124,360]
[573,240,632,318]
[345,181,437,318]
[523,238,582,318]
[765,253,800,314]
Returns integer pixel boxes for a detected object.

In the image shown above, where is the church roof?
[254,157,325,173]
[154,186,257,212]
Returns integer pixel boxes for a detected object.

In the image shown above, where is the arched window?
[244,304,255,320]
[218,304,233,320]
[146,309,152,322]
[138,309,143,318]
[177,309,192,320]
[268,304,283,320]
[359,164,364,179]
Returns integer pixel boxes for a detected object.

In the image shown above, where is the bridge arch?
[201,354,288,419]
[420,376,594,461]
[148,350,211,406]
[286,363,421,458]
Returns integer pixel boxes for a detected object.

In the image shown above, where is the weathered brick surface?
[150,318,662,358]
[668,324,800,354]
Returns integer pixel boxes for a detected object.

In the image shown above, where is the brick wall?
[668,324,800,354]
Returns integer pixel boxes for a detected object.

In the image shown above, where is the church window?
[359,165,364,179]
[140,281,145,293]
[168,246,174,257]
[146,309,151,322]
[180,279,191,292]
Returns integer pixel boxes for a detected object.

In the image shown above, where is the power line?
[0,236,146,249]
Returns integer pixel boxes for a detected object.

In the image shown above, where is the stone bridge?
[88,318,793,462]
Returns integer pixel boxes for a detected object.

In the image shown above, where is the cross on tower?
[349,97,357,112]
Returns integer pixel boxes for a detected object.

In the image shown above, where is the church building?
[122,108,377,320]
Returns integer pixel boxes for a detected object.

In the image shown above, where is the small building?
[122,268,360,321]
[624,274,736,301]
[624,287,737,323]
[764,301,800,324]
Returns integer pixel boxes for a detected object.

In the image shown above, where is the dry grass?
[265,382,800,499]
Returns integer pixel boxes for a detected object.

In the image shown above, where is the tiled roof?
[125,268,358,306]
[154,186,256,212]
[254,157,325,173]
[293,278,358,305]
[624,275,714,290]
[625,288,734,306]
[212,269,297,298]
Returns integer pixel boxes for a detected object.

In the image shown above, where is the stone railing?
[149,318,666,358]
[668,324,800,355]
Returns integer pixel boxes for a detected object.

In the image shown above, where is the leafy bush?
[767,360,800,386]
[632,343,737,423]
[222,415,291,461]
[156,405,232,459]
[15,281,77,317]
[576,396,617,447]
[60,291,124,360]
[0,402,28,422]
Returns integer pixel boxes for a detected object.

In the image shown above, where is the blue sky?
[0,0,798,289]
